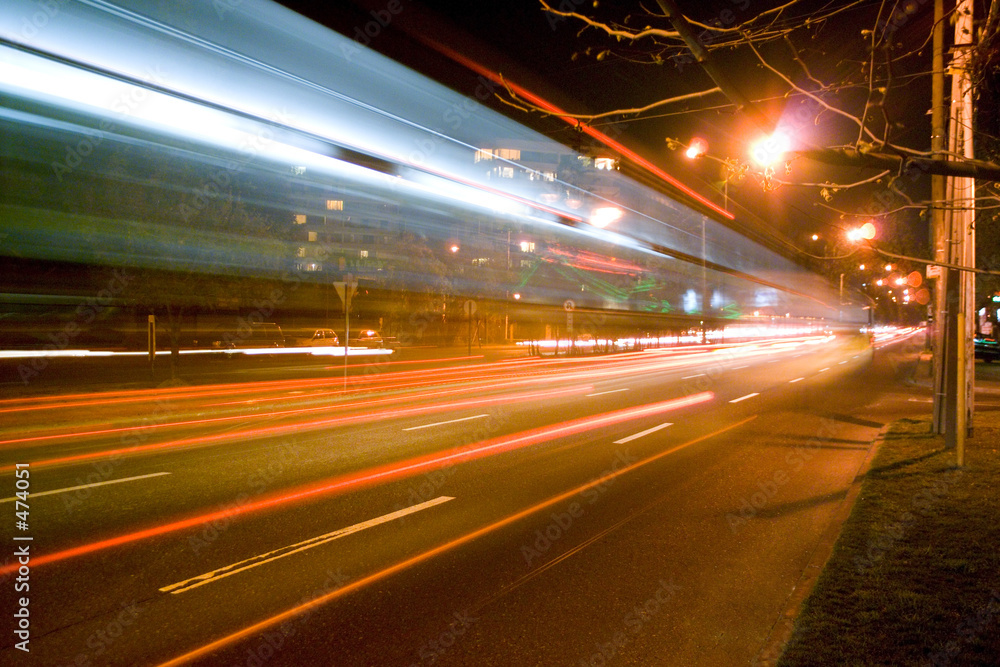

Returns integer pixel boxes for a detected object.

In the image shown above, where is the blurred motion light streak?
[155,412,750,667]
[0,391,714,577]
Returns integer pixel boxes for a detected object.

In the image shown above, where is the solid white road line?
[586,388,629,397]
[161,496,455,594]
[729,392,759,403]
[613,422,673,444]
[402,414,490,431]
[0,472,171,504]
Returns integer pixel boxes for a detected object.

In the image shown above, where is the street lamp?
[750,131,790,167]
[847,222,876,242]
[685,137,709,159]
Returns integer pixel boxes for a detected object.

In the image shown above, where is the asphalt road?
[0,331,932,666]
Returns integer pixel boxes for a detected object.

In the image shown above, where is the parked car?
[212,322,285,349]
[297,328,340,347]
[974,335,999,363]
[350,329,384,348]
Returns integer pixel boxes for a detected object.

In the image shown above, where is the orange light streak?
[0,384,504,448]
[0,391,714,577]
[0,385,592,472]
[156,412,751,667]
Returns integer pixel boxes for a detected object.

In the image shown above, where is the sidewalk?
[773,361,1000,665]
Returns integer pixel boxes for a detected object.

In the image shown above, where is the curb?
[752,420,891,666]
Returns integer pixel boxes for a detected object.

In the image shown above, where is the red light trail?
[0,391,714,577]
[155,410,749,667]
[418,37,735,222]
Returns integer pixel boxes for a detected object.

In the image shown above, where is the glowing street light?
[847,222,877,242]
[685,137,708,159]
[750,131,791,166]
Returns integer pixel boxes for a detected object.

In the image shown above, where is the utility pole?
[936,0,976,464]
[931,0,947,433]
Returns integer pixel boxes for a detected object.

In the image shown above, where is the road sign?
[464,299,477,316]
[334,280,358,309]
[564,299,575,312]
[926,265,942,279]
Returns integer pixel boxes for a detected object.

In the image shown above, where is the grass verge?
[778,411,1000,666]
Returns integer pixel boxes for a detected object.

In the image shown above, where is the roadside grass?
[778,412,1000,666]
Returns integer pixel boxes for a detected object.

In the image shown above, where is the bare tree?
[503,0,1000,287]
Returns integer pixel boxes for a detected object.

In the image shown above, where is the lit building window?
[475,148,521,162]
[291,166,306,175]
[294,214,307,225]
[499,167,514,178]
[359,249,369,258]
[308,231,318,242]
[296,247,306,257]
[595,157,617,170]
[326,200,343,211]
[519,241,535,253]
